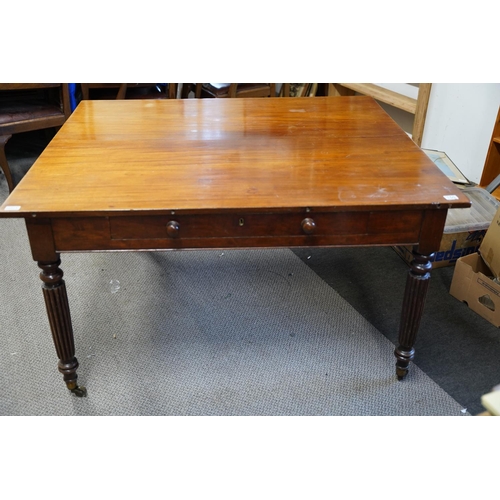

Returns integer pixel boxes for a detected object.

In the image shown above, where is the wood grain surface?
[0,96,470,217]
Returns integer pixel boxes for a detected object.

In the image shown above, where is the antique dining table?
[0,96,470,397]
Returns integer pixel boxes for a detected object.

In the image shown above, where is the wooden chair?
[183,83,277,99]
[0,83,70,193]
[80,83,177,100]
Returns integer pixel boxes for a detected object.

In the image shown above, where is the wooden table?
[0,97,470,397]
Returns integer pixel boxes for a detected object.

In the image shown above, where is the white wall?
[421,84,500,184]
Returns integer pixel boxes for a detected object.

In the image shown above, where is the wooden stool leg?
[38,259,86,397]
[395,249,433,379]
[116,83,127,99]
[181,84,191,99]
[168,83,178,99]
[0,134,14,193]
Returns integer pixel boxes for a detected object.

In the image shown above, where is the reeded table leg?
[38,259,87,397]
[395,249,433,380]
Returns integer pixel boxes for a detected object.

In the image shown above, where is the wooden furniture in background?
[479,107,500,200]
[0,83,70,193]
[183,83,276,99]
[281,83,290,97]
[81,83,177,100]
[282,83,318,97]
[0,96,469,397]
[328,83,432,147]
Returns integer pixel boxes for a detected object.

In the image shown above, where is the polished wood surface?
[0,96,468,216]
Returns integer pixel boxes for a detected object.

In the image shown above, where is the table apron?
[41,209,443,253]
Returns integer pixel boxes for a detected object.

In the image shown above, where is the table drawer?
[109,212,377,240]
[51,210,424,251]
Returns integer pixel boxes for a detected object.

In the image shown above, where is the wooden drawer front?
[109,210,423,241]
[51,210,424,251]
[109,212,376,240]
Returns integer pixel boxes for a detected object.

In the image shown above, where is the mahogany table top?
[0,96,470,217]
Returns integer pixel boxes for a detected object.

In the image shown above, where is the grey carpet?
[0,181,469,415]
[293,246,500,415]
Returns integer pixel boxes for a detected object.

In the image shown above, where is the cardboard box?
[394,187,499,268]
[450,204,500,327]
[481,389,500,416]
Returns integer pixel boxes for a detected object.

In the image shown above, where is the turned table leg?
[38,259,87,396]
[395,249,433,380]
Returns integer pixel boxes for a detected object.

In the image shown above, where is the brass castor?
[396,366,408,381]
[67,381,87,397]
[70,385,87,397]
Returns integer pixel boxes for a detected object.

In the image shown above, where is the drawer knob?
[301,217,316,235]
[166,220,180,238]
